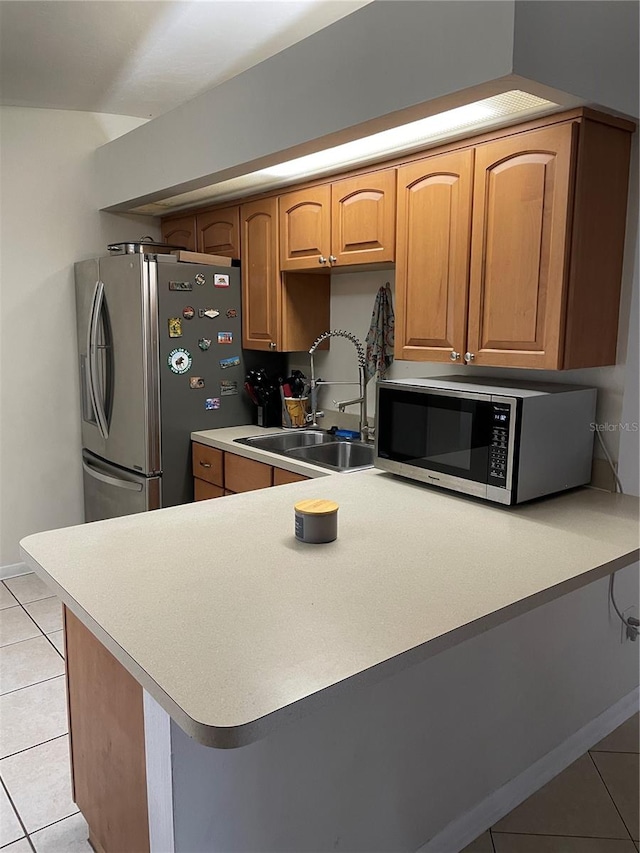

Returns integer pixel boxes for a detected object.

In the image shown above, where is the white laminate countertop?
[20,468,639,748]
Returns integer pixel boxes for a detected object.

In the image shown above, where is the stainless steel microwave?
[374,376,597,505]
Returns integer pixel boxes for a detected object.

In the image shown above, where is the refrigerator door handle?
[82,459,143,492]
[87,280,110,440]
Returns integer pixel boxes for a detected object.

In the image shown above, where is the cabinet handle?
[464,352,475,363]
[199,461,212,469]
[318,256,327,265]
[450,351,460,361]
[329,255,337,264]
[269,342,277,350]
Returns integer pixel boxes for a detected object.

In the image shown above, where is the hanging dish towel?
[365,282,395,380]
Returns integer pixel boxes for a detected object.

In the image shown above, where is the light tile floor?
[0,573,638,853]
[0,574,91,852]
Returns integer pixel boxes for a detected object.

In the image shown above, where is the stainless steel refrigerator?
[75,243,276,522]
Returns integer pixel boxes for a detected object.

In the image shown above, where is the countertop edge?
[190,427,334,478]
[21,542,639,749]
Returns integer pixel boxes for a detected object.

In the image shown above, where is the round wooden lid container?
[294,499,339,516]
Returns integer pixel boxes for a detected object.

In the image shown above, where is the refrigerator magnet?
[220,381,238,396]
[189,377,205,390]
[168,281,192,291]
[219,355,240,370]
[168,317,182,338]
[226,308,237,319]
[217,331,233,344]
[200,308,220,319]
[195,273,206,286]
[205,398,221,410]
[167,348,192,374]
[182,306,195,320]
[198,338,212,351]
[214,274,230,288]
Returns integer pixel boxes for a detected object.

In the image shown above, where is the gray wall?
[169,564,639,851]
[94,1,516,209]
[514,1,639,118]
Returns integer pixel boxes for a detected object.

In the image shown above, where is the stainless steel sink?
[234,430,338,453]
[287,441,374,472]
[233,431,374,472]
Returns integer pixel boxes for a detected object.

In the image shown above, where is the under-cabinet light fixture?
[261,91,557,181]
[136,90,559,214]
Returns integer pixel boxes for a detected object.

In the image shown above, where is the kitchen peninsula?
[20,468,639,852]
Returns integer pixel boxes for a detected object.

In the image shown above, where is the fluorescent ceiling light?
[132,90,558,214]
[261,91,555,180]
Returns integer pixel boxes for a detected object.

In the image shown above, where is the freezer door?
[76,254,160,475]
[82,451,160,522]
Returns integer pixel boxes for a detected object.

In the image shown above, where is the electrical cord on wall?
[595,430,639,641]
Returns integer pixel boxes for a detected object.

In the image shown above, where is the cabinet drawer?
[192,443,224,487]
[224,453,273,493]
[273,468,309,486]
[194,479,224,501]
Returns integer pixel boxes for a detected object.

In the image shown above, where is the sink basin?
[287,441,374,472]
[234,430,338,453]
[233,431,374,472]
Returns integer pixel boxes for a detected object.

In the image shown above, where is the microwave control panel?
[489,404,510,486]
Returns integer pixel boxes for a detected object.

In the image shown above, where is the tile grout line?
[590,749,640,756]
[0,673,66,699]
[24,808,82,846]
[0,773,35,852]
[1,731,70,764]
[17,598,60,640]
[587,749,636,843]
[490,828,638,840]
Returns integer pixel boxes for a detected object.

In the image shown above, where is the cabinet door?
[395,150,473,362]
[161,214,196,251]
[273,468,309,486]
[194,479,224,501]
[192,443,224,487]
[331,170,396,266]
[196,206,240,258]
[65,608,149,853]
[279,186,331,270]
[241,198,280,351]
[466,124,576,369]
[224,453,273,493]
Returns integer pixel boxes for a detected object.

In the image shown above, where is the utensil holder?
[283,396,309,429]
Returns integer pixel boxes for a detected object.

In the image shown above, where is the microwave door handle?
[88,280,110,440]
[82,459,143,492]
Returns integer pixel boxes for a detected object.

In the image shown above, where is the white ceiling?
[0,0,369,119]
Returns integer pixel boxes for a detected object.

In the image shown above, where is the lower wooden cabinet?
[192,443,309,499]
[65,607,149,853]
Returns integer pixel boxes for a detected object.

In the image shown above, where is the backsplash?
[288,269,630,471]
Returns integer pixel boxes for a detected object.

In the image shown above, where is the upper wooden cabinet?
[161,214,196,251]
[396,115,632,370]
[279,185,331,270]
[467,124,575,369]
[196,206,240,258]
[395,150,474,363]
[279,171,396,271]
[241,198,330,352]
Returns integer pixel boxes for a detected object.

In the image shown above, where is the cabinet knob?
[318,256,328,265]
[269,342,277,350]
[329,255,337,264]
[450,351,460,361]
[464,352,475,363]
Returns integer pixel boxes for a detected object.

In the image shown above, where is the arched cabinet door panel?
[466,124,576,369]
[196,206,240,258]
[279,186,331,271]
[395,149,473,363]
[161,215,196,251]
[331,170,396,266]
[241,198,280,350]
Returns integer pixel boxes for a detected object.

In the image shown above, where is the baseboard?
[418,687,640,853]
[0,562,29,580]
